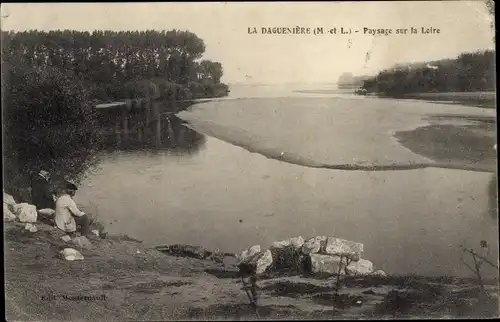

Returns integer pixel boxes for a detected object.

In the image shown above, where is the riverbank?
[5,220,499,320]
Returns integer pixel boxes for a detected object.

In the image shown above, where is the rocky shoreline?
[4,191,499,320]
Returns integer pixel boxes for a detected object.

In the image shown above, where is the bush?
[3,63,103,190]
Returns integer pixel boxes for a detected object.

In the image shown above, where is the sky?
[1,1,495,84]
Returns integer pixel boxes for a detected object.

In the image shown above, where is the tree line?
[2,30,228,101]
[1,29,228,194]
[361,50,495,96]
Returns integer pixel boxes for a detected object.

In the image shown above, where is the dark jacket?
[31,174,55,210]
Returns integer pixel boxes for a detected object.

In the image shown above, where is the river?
[78,84,498,278]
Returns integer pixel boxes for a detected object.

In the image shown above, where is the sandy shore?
[394,115,497,173]
[178,98,496,173]
[5,221,499,320]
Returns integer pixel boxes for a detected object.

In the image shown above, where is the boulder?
[271,236,305,250]
[345,258,374,275]
[236,245,261,263]
[91,229,100,237]
[301,236,327,255]
[371,269,387,277]
[72,236,92,249]
[239,250,273,275]
[4,203,16,221]
[309,254,348,275]
[3,192,16,207]
[324,237,363,261]
[60,248,84,261]
[13,203,37,223]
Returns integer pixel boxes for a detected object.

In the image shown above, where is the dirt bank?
[5,221,499,320]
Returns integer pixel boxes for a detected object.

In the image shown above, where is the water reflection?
[97,107,205,155]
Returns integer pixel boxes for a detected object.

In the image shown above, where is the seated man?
[54,182,92,238]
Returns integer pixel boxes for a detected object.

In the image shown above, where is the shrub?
[2,63,103,190]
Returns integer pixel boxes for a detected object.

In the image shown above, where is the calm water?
[78,84,498,278]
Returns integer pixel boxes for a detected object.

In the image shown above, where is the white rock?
[237,245,261,263]
[24,223,37,232]
[371,269,387,277]
[61,235,72,242]
[38,208,55,216]
[4,203,16,221]
[309,254,347,275]
[240,250,273,275]
[91,229,100,237]
[3,192,16,207]
[13,203,37,223]
[72,236,92,249]
[60,248,84,261]
[271,236,305,250]
[345,258,374,275]
[324,237,363,261]
[301,236,327,255]
[254,250,273,274]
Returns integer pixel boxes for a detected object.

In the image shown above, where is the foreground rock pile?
[4,191,105,261]
[4,192,39,224]
[237,236,385,277]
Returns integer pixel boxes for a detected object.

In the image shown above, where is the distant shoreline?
[294,90,496,108]
[377,91,496,109]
